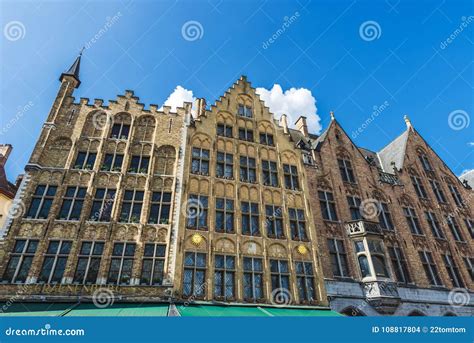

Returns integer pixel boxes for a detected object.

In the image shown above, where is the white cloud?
[468,142,474,146]
[256,84,321,134]
[161,85,195,112]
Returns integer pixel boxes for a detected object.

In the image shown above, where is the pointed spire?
[330,110,335,120]
[404,114,412,130]
[59,48,83,88]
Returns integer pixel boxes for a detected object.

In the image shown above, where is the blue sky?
[1,0,473,180]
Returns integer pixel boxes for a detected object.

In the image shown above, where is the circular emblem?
[191,233,203,246]
[297,245,308,255]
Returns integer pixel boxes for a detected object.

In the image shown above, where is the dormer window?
[238,104,252,118]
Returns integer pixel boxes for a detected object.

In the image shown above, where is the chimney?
[0,144,12,167]
[195,98,207,118]
[295,116,308,137]
[279,114,289,134]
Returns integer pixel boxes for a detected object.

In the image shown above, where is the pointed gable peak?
[60,49,83,88]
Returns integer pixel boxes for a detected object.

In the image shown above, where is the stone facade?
[0,55,472,315]
[293,114,473,316]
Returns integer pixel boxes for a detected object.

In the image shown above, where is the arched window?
[408,310,426,316]
[155,146,176,175]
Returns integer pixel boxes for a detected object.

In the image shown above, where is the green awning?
[65,303,169,316]
[177,304,341,317]
[260,307,343,317]
[0,302,75,316]
[177,304,268,316]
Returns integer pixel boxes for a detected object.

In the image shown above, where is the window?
[73,151,96,170]
[328,239,350,277]
[241,202,259,236]
[425,212,444,239]
[238,128,254,141]
[238,104,252,118]
[388,246,411,284]
[148,192,172,224]
[448,184,464,207]
[403,207,423,235]
[39,240,72,284]
[217,123,233,137]
[26,185,57,219]
[411,176,428,199]
[191,148,210,175]
[289,208,307,241]
[243,257,263,301]
[183,252,206,297]
[419,153,433,172]
[101,153,123,172]
[302,153,314,165]
[89,188,116,222]
[419,251,442,286]
[354,241,371,278]
[2,239,38,283]
[446,216,464,242]
[262,160,278,187]
[367,240,389,277]
[129,155,150,174]
[119,190,144,223]
[140,243,166,285]
[110,122,130,139]
[107,243,136,285]
[266,205,284,239]
[57,186,86,220]
[216,152,233,179]
[378,203,394,230]
[443,254,464,288]
[319,191,338,221]
[215,198,234,233]
[338,159,356,183]
[240,156,257,183]
[465,219,474,239]
[347,196,362,220]
[214,255,235,300]
[429,180,447,203]
[259,132,274,146]
[295,261,315,302]
[186,195,208,230]
[270,259,290,293]
[463,257,473,282]
[73,241,104,284]
[283,164,299,190]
